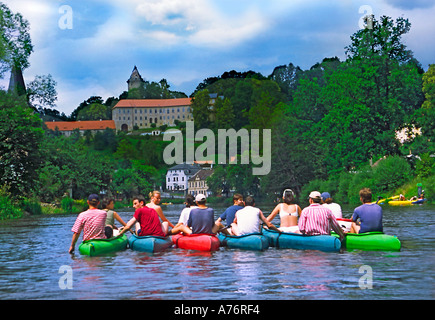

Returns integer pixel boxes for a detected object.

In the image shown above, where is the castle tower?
[127,66,145,91]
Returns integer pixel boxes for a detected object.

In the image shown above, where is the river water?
[0,203,433,301]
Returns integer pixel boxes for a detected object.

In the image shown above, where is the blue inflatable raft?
[128,234,173,253]
[217,233,270,251]
[263,228,341,252]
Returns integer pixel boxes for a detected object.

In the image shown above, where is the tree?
[191,89,211,129]
[290,15,424,174]
[0,91,43,197]
[214,97,235,129]
[269,62,303,98]
[0,3,33,72]
[77,102,109,120]
[414,64,435,153]
[27,74,58,110]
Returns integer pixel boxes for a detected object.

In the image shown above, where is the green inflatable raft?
[79,234,128,256]
[333,231,401,251]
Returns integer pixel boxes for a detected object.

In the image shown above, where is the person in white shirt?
[169,194,197,234]
[177,194,197,226]
[321,192,342,219]
[231,196,279,236]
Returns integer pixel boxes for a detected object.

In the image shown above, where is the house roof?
[45,120,116,131]
[113,98,192,109]
[189,169,214,181]
[167,163,201,176]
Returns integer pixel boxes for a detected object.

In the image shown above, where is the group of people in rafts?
[69,188,383,253]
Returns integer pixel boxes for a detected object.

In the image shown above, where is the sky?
[1,0,434,116]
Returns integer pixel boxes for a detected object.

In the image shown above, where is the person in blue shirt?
[350,188,383,234]
[171,194,219,235]
[214,193,244,235]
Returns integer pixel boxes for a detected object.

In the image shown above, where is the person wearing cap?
[231,196,280,236]
[171,194,219,235]
[214,193,245,235]
[298,191,344,240]
[321,192,342,219]
[350,188,383,234]
[69,194,107,254]
[266,189,301,233]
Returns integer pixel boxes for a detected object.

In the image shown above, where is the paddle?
[384,195,400,204]
[216,225,232,235]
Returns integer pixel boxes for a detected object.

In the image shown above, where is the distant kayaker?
[350,188,383,234]
[171,194,219,235]
[119,199,167,237]
[146,190,175,230]
[321,192,342,219]
[102,198,127,238]
[298,191,345,240]
[215,193,245,235]
[231,196,280,236]
[266,189,301,233]
[68,194,107,254]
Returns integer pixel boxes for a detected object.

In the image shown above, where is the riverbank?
[1,170,433,221]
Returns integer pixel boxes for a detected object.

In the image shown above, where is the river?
[0,203,433,301]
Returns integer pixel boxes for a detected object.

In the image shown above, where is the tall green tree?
[0,91,43,197]
[0,2,33,72]
[415,64,435,153]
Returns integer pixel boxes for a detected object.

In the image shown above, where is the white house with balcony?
[166,163,201,191]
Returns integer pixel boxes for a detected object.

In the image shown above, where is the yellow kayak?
[388,200,413,206]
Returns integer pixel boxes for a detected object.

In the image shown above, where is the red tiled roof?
[45,120,116,131]
[113,98,192,108]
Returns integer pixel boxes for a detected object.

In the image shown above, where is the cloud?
[134,0,269,48]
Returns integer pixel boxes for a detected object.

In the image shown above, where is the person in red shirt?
[69,194,107,254]
[119,197,167,237]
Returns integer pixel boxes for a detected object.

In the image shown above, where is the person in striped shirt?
[298,191,345,240]
[69,194,107,254]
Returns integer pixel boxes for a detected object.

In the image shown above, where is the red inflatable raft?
[172,234,220,252]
